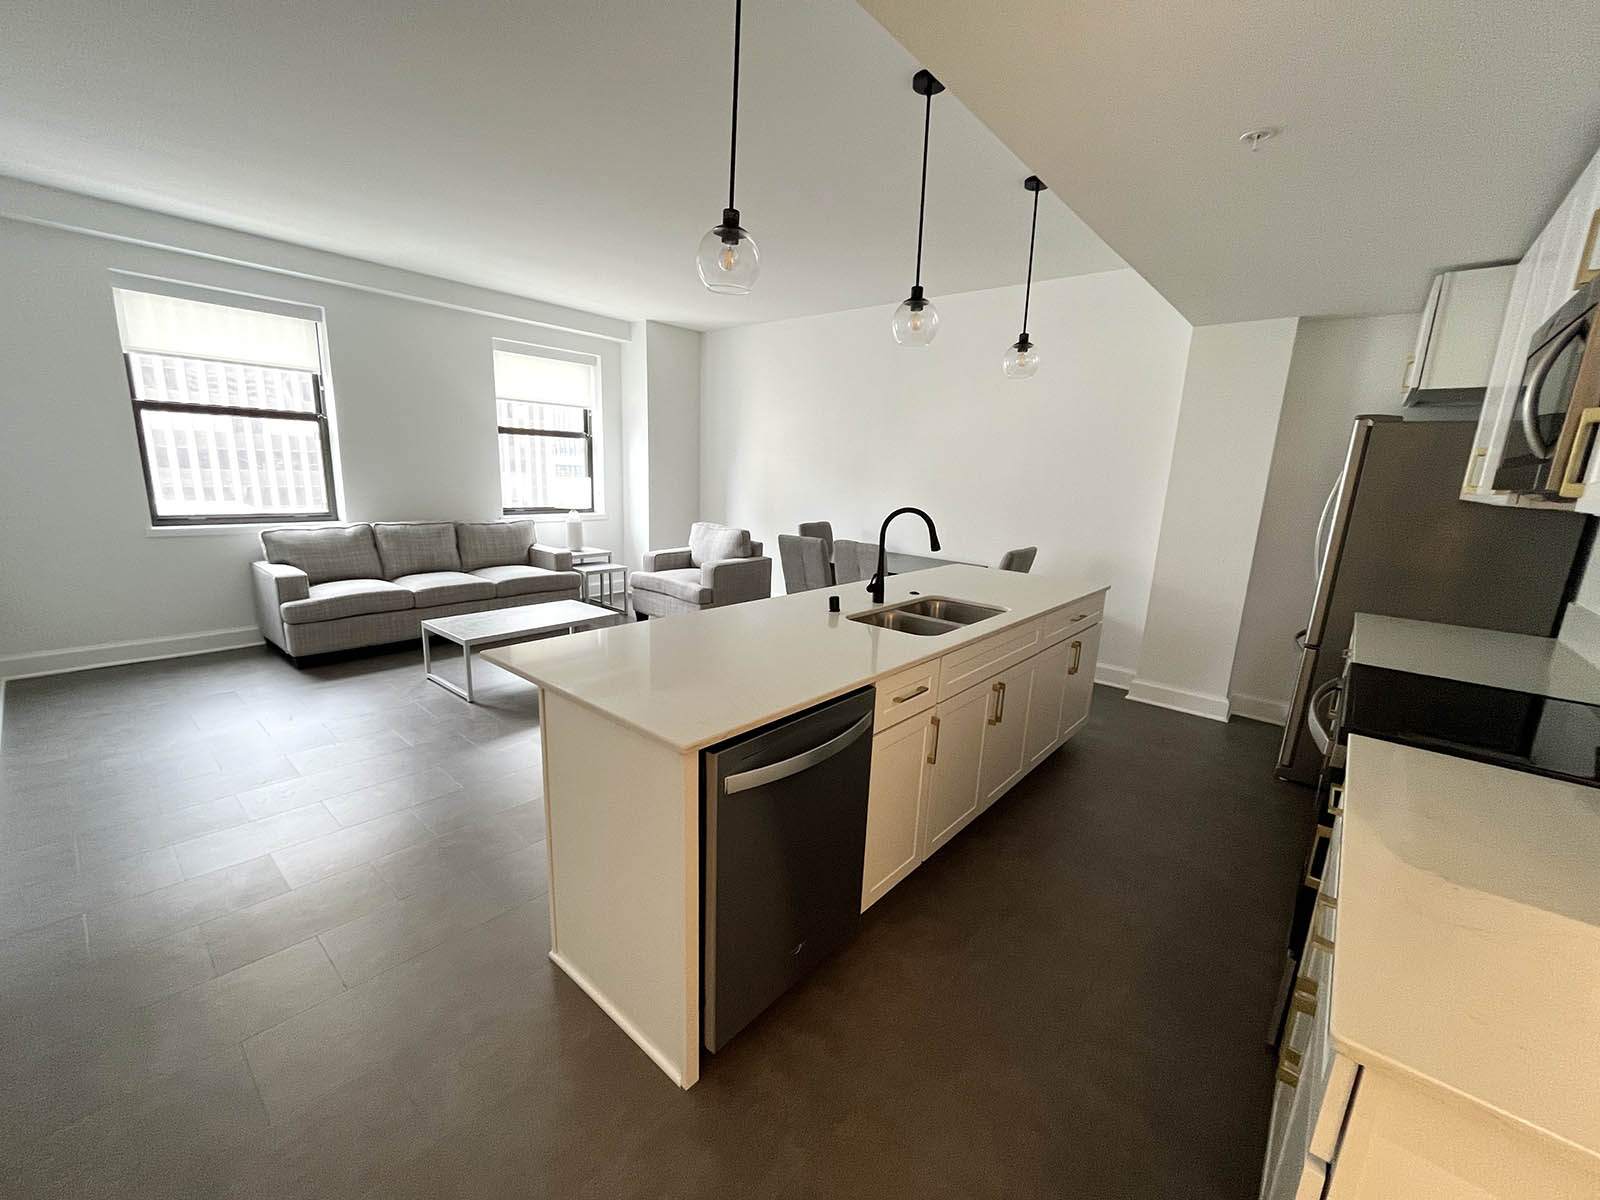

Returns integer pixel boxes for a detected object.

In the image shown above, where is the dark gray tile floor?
[0,644,1314,1198]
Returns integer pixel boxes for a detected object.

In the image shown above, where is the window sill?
[145,520,345,538]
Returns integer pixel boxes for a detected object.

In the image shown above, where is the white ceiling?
[859,0,1600,324]
[0,0,1125,331]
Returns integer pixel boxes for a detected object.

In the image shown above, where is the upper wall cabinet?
[1463,143,1600,509]
[1402,264,1515,406]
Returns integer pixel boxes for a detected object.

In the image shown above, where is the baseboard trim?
[1228,692,1289,727]
[1094,662,1135,691]
[0,626,263,681]
[548,949,688,1088]
[1125,678,1231,723]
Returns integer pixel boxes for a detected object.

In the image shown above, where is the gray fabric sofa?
[252,521,580,659]
[630,522,771,618]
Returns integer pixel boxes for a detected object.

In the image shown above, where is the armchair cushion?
[630,568,712,606]
[456,521,534,571]
[471,565,580,598]
[392,571,494,607]
[261,524,383,585]
[530,544,574,571]
[702,556,773,606]
[688,522,752,567]
[643,547,693,572]
[281,579,413,625]
[374,522,461,578]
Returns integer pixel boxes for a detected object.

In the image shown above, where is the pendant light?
[696,0,759,294]
[1002,176,1046,379]
[891,69,944,346]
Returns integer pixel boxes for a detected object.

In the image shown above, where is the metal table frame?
[421,603,619,703]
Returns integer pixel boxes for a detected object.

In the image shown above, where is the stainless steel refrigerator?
[1276,416,1591,784]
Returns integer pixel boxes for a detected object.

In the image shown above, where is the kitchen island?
[484,564,1107,1087]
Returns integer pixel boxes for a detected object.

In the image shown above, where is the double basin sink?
[848,596,1006,637]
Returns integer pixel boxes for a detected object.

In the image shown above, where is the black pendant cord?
[726,0,742,213]
[1021,184,1039,333]
[913,87,932,287]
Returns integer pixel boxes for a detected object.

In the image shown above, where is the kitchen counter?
[485,564,1107,751]
[1350,613,1600,703]
[1335,734,1600,1165]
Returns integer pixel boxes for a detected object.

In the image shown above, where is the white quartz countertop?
[1350,614,1600,703]
[482,564,1107,751]
[1334,735,1600,1162]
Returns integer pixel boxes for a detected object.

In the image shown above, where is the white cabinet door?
[921,683,990,857]
[861,716,934,911]
[1024,638,1073,770]
[978,659,1034,813]
[1059,622,1102,742]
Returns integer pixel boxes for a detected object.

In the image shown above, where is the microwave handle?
[1521,318,1590,460]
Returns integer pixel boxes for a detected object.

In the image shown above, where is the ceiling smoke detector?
[1238,126,1281,152]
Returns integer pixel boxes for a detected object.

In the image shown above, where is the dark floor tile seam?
[171,801,340,882]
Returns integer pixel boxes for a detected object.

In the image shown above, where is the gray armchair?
[632,521,772,618]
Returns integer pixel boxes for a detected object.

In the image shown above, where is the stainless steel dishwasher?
[701,686,875,1053]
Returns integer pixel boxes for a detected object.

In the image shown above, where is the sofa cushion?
[280,578,413,625]
[630,568,712,606]
[688,522,751,568]
[392,571,495,607]
[261,524,383,585]
[456,521,535,571]
[470,565,578,599]
[373,522,461,579]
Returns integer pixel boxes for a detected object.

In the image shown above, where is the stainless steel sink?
[895,597,1005,624]
[848,596,1006,636]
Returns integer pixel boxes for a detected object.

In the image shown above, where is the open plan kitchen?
[2,2,1600,1196]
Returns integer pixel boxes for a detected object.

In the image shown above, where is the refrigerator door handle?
[1294,628,1308,650]
[1313,477,1341,582]
[1304,420,1376,645]
[1306,677,1342,756]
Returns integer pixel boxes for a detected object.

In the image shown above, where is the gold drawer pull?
[1277,1046,1303,1088]
[926,715,940,765]
[1304,825,1333,889]
[1559,406,1600,499]
[1315,892,1338,912]
[1310,933,1335,951]
[1068,639,1082,676]
[1294,975,1318,999]
[892,683,929,704]
[1328,783,1344,817]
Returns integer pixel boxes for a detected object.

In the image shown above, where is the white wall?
[1226,313,1422,721]
[0,184,630,676]
[700,268,1193,681]
[1128,318,1299,721]
[643,323,703,551]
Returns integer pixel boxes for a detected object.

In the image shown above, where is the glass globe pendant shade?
[891,286,940,346]
[1002,335,1040,379]
[696,209,760,295]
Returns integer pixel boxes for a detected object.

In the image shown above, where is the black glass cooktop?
[1343,664,1600,788]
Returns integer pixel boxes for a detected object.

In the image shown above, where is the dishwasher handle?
[723,712,875,795]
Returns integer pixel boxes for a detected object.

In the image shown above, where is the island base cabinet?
[978,659,1034,813]
[1058,623,1101,742]
[1024,638,1073,769]
[920,683,990,858]
[861,716,934,911]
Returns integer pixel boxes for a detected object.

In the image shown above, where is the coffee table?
[421,600,620,703]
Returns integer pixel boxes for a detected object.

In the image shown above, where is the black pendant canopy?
[891,69,944,346]
[696,0,759,294]
[1002,175,1046,378]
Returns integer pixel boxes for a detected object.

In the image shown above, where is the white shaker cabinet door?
[1059,622,1102,742]
[921,682,991,857]
[1024,638,1073,769]
[861,716,934,911]
[978,659,1034,813]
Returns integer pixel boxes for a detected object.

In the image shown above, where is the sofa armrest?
[644,547,693,572]
[251,560,309,652]
[529,543,574,571]
[703,555,772,606]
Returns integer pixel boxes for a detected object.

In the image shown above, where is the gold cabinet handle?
[998,680,1006,722]
[988,680,1005,725]
[1328,782,1344,817]
[1304,825,1333,889]
[1559,406,1600,499]
[892,683,929,704]
[1401,354,1415,392]
[926,714,940,765]
[1277,1046,1303,1087]
[1068,639,1082,676]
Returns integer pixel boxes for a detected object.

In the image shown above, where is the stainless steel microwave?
[1493,277,1600,497]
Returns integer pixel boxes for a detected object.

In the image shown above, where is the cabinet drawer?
[1040,599,1104,648]
[874,660,940,730]
[938,619,1043,699]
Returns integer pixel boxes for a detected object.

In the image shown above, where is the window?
[113,287,338,525]
[494,343,599,514]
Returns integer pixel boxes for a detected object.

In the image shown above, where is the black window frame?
[125,349,340,528]
[498,400,596,515]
